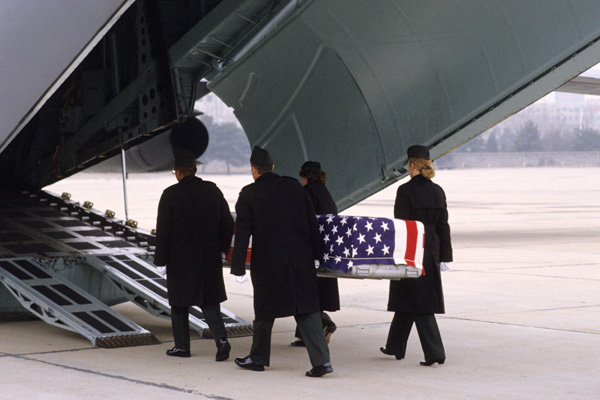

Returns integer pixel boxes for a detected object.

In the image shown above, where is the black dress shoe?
[305,362,333,377]
[290,339,306,347]
[420,358,445,366]
[324,323,337,344]
[166,347,190,358]
[215,338,231,361]
[235,356,265,371]
[380,347,402,360]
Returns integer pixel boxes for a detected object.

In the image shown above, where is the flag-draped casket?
[226,214,424,280]
[316,215,424,280]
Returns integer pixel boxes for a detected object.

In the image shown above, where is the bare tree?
[512,120,542,151]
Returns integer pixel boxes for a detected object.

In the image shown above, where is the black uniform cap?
[173,148,197,168]
[300,161,322,175]
[250,146,273,165]
[407,145,430,160]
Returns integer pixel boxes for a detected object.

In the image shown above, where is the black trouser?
[385,312,445,362]
[250,311,330,367]
[294,311,334,339]
[171,304,227,350]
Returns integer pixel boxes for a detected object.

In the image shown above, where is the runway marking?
[1,352,234,400]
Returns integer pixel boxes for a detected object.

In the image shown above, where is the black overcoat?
[304,181,340,312]
[231,172,322,320]
[155,176,234,307]
[387,174,452,314]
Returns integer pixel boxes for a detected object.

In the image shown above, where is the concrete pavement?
[2,168,599,399]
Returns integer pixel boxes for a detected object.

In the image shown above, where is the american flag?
[317,214,424,273]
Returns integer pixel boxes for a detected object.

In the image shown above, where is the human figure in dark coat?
[231,146,333,378]
[381,145,453,366]
[290,161,340,347]
[154,149,234,360]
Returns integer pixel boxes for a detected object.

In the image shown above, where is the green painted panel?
[208,0,600,209]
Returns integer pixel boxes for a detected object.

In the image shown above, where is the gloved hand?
[440,262,451,271]
[235,274,248,284]
[156,266,167,278]
[314,260,320,269]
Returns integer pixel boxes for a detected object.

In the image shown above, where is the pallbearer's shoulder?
[202,180,218,188]
[282,175,301,184]
[238,182,254,195]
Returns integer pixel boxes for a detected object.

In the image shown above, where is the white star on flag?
[382,244,390,255]
[358,233,366,244]
[316,214,424,274]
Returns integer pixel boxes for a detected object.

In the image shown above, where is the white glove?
[156,266,167,278]
[314,260,320,269]
[440,262,451,271]
[235,274,248,284]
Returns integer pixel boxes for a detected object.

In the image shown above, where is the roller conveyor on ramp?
[0,257,158,348]
[0,190,252,347]
[85,254,253,338]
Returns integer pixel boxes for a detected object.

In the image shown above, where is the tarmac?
[1,167,599,399]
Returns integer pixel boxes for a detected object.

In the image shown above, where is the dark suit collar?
[179,175,199,184]
[256,171,279,182]
[305,181,323,188]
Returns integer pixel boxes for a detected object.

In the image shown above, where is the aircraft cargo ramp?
[0,257,158,348]
[0,190,252,346]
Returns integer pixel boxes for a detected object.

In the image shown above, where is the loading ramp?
[86,253,252,338]
[0,257,158,347]
[0,190,252,346]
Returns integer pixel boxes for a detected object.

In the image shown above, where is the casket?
[225,214,424,280]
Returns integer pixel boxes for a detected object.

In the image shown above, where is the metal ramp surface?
[86,254,252,338]
[0,257,158,347]
[0,190,252,345]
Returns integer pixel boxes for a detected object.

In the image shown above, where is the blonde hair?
[409,157,435,179]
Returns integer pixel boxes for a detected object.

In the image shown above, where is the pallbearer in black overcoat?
[155,149,234,360]
[231,146,333,378]
[381,145,453,366]
[290,161,340,347]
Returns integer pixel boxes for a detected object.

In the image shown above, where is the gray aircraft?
[2,0,600,347]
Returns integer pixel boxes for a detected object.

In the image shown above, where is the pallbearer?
[155,149,234,360]
[231,146,333,377]
[381,145,453,366]
[290,161,340,347]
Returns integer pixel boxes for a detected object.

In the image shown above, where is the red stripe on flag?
[404,220,417,267]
